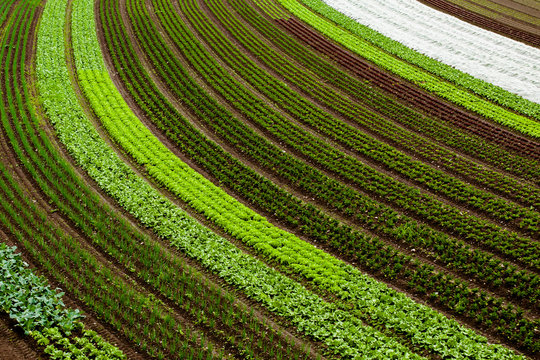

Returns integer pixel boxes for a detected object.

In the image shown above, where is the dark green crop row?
[227,0,539,186]
[101,0,538,352]
[0,0,16,27]
[201,0,540,217]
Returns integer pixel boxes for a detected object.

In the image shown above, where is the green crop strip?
[34,0,233,358]
[156,0,540,299]
[271,0,540,137]
[99,0,539,352]
[159,0,540,271]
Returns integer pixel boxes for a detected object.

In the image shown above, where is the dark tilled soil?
[417,0,540,47]
[0,314,43,360]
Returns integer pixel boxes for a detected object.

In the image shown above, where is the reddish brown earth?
[417,0,540,47]
[276,17,540,160]
[0,314,43,360]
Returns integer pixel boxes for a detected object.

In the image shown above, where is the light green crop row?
[35,0,425,358]
[69,0,525,358]
[272,0,540,137]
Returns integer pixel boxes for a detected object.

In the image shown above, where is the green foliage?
[0,243,82,334]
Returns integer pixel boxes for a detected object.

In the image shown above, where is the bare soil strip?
[0,313,44,360]
[416,0,540,47]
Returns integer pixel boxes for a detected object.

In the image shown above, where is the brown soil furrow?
[417,0,540,46]
[275,17,540,160]
[0,313,44,360]
[488,0,540,17]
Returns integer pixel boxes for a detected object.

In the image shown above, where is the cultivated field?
[0,0,538,359]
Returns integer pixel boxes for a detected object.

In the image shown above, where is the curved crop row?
[414,0,540,47]
[0,152,199,359]
[0,0,16,26]
[77,41,525,359]
[34,0,246,358]
[100,0,539,353]
[156,0,540,262]
[270,0,540,136]
[292,0,540,117]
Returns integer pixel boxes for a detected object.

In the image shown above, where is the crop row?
[101,0,539,353]
[274,15,540,162]
[98,0,534,356]
[0,243,126,360]
[149,0,540,302]
[271,0,540,137]
[0,0,16,26]
[213,0,540,195]
[70,3,323,358]
[78,45,524,358]
[229,0,540,184]
[417,0,540,47]
[178,0,540,236]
